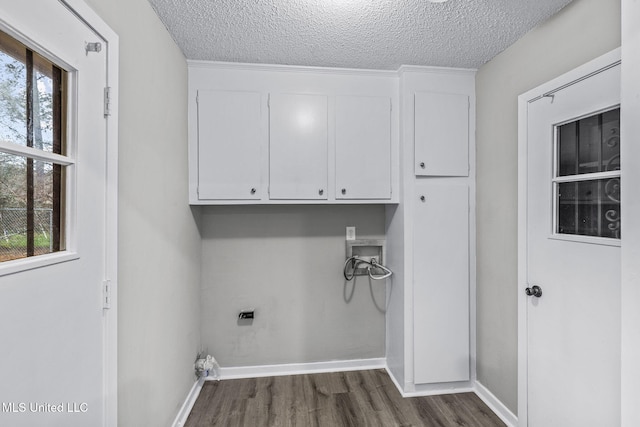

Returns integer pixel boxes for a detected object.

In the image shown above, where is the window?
[554,108,621,240]
[0,29,68,262]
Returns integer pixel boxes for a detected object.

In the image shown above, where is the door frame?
[59,1,119,425]
[517,48,621,426]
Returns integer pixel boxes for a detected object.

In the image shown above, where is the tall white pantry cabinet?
[386,67,476,394]
[187,62,476,395]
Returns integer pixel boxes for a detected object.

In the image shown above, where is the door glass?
[0,29,67,262]
[557,178,620,238]
[557,109,620,176]
[554,108,621,240]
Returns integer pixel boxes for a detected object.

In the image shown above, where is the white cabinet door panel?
[197,90,262,200]
[415,92,469,177]
[413,183,470,384]
[269,94,328,200]
[335,96,391,200]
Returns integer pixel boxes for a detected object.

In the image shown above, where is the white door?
[0,1,112,426]
[524,58,621,426]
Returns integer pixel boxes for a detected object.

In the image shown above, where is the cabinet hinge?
[103,280,112,310]
[103,87,112,117]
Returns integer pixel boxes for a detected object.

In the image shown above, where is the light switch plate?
[346,226,356,241]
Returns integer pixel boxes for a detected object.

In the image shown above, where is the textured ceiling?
[147,0,574,70]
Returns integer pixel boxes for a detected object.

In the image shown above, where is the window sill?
[548,234,621,247]
[0,251,79,277]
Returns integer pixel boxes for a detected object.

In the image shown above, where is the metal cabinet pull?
[420,195,426,202]
[319,189,324,196]
[250,188,257,195]
[341,188,346,195]
[419,162,425,169]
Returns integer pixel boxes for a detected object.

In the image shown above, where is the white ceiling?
[147,0,574,70]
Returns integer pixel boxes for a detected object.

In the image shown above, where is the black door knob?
[525,285,543,298]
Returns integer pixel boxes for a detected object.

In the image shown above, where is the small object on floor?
[194,354,220,380]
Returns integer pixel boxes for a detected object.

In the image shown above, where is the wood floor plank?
[184,369,506,427]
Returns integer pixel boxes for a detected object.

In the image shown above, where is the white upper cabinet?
[197,90,262,200]
[188,62,401,204]
[335,96,392,200]
[269,93,328,200]
[415,92,469,177]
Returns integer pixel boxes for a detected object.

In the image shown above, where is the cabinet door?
[269,94,328,200]
[415,92,469,177]
[335,96,391,200]
[197,90,262,200]
[413,183,470,384]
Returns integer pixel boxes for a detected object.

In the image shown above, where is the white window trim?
[0,251,80,277]
[0,33,78,277]
[549,107,621,245]
[0,140,75,165]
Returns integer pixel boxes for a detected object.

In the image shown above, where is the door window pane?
[557,178,620,239]
[557,108,620,176]
[0,32,27,147]
[0,154,65,261]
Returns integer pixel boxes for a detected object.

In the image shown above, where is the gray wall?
[83,1,202,426]
[475,0,621,414]
[200,205,386,367]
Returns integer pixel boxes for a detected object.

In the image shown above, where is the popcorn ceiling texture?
[147,0,574,70]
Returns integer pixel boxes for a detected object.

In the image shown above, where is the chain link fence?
[0,208,53,261]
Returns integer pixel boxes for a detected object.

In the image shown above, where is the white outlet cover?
[346,226,356,241]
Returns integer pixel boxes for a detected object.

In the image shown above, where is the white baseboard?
[171,376,205,427]
[216,357,386,380]
[474,381,518,427]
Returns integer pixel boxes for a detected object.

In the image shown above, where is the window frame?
[550,105,621,247]
[0,27,78,276]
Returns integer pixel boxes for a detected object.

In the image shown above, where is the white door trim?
[517,47,621,427]
[58,1,119,426]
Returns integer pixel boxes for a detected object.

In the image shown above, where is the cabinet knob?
[420,195,426,202]
[341,188,346,195]
[419,162,425,169]
[319,189,324,196]
[250,188,257,195]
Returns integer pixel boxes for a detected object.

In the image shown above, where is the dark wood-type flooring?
[185,369,506,427]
